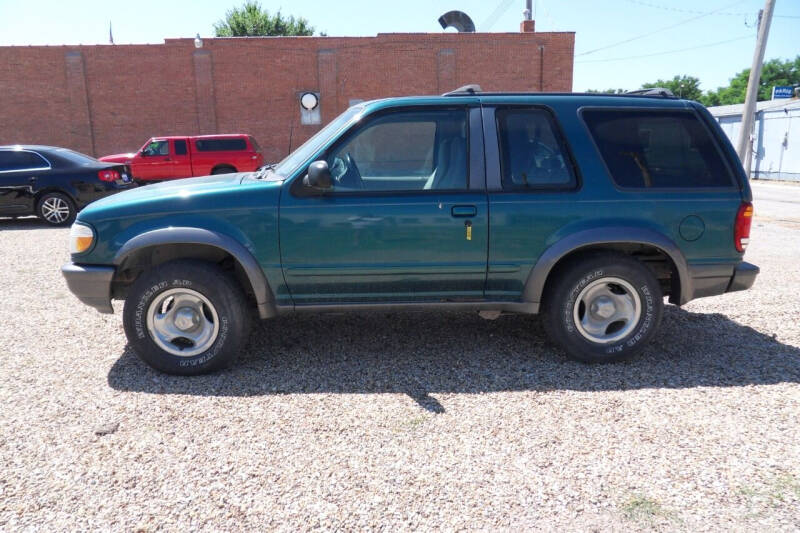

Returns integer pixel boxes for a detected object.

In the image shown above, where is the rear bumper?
[726,261,759,293]
[686,261,759,302]
[61,263,115,314]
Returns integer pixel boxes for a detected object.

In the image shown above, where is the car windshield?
[272,105,364,178]
[53,148,98,166]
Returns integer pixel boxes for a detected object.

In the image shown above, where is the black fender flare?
[522,226,691,306]
[113,227,277,318]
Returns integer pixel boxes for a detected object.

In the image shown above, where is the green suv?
[62,89,758,374]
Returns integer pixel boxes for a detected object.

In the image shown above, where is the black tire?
[123,260,251,375]
[542,252,663,363]
[211,166,236,175]
[36,191,76,226]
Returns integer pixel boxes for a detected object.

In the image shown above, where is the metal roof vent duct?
[438,11,476,33]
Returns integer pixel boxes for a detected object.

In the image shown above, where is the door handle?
[451,205,477,217]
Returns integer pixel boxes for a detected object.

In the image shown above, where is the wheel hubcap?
[146,288,219,357]
[41,197,70,223]
[573,277,641,344]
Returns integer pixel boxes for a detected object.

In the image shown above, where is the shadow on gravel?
[108,306,800,413]
[0,217,51,230]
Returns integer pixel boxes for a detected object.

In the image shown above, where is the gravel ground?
[0,214,798,531]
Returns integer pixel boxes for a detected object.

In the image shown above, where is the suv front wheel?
[542,252,663,363]
[122,260,250,375]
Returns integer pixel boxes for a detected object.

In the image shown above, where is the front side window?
[143,140,169,156]
[326,109,468,192]
[496,108,576,190]
[582,109,734,188]
[0,150,49,172]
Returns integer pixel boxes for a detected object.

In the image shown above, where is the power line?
[480,0,516,31]
[575,34,755,63]
[576,0,747,56]
[622,0,799,19]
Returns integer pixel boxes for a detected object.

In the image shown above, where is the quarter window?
[582,109,734,188]
[326,109,468,192]
[174,140,188,155]
[496,108,577,190]
[0,150,49,172]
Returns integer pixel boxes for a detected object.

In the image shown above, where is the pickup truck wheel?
[211,166,236,175]
[122,260,251,375]
[36,192,76,226]
[542,252,663,363]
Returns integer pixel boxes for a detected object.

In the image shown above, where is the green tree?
[641,75,703,101]
[585,88,627,94]
[214,1,315,37]
[704,56,800,106]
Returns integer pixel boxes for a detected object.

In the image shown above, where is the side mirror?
[304,160,333,190]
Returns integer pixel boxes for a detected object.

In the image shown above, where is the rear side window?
[0,150,49,171]
[582,109,733,188]
[496,108,577,190]
[174,140,188,155]
[195,138,247,152]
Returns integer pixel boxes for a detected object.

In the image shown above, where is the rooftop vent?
[438,11,476,33]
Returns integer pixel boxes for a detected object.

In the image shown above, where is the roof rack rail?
[625,87,676,98]
[443,84,482,96]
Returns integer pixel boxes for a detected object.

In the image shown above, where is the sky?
[0,0,797,92]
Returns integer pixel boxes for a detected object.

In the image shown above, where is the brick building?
[0,27,574,162]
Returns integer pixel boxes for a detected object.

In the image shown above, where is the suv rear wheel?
[122,260,250,375]
[542,252,663,363]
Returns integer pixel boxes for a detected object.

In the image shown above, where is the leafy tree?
[214,1,315,37]
[641,75,703,101]
[585,88,627,94]
[703,56,800,106]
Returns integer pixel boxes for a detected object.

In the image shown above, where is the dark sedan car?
[0,145,134,226]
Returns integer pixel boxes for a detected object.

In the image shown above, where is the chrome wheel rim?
[41,197,70,223]
[573,277,641,344]
[146,288,219,357]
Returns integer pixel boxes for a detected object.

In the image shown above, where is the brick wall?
[0,32,574,162]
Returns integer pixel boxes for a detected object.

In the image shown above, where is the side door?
[0,149,49,214]
[279,106,488,305]
[483,104,583,301]
[136,139,172,180]
[171,139,192,178]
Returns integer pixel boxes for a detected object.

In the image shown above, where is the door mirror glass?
[304,160,333,189]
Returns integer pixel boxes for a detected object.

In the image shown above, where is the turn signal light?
[69,223,95,254]
[98,169,120,182]
[734,202,753,253]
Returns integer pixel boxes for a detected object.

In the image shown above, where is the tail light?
[734,202,753,253]
[98,169,120,182]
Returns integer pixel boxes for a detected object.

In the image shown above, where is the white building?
[708,98,800,182]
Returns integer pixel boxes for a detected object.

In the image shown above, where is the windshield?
[273,105,364,177]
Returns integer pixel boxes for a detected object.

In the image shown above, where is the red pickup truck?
[99,134,264,182]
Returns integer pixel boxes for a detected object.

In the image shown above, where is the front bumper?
[61,263,115,314]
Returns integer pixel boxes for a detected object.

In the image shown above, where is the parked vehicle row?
[0,145,133,226]
[61,89,758,375]
[99,134,264,182]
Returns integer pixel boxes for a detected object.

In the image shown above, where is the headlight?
[69,223,95,254]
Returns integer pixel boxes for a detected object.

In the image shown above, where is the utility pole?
[736,0,775,178]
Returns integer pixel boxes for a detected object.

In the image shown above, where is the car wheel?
[211,166,236,175]
[542,252,663,363]
[36,192,76,226]
[123,260,251,375]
